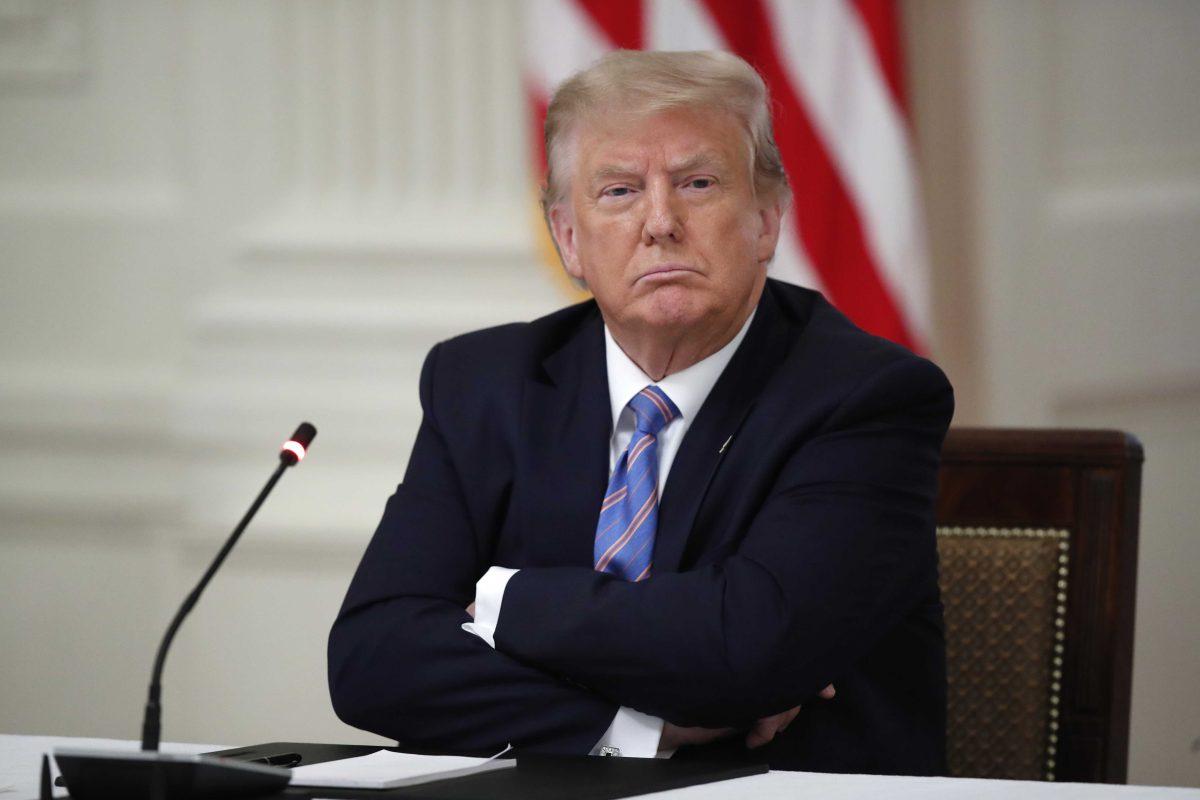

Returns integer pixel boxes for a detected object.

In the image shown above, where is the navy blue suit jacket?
[328,279,954,774]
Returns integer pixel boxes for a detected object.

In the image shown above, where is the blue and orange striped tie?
[594,385,680,582]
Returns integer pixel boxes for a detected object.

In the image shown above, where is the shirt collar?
[604,310,756,432]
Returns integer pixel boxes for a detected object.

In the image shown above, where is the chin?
[638,286,714,329]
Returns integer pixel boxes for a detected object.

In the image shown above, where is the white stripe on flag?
[770,213,825,293]
[524,0,612,91]
[646,0,724,52]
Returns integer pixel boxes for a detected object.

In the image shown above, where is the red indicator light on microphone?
[279,422,317,466]
[281,441,306,462]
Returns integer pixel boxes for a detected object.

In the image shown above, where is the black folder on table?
[206,742,767,800]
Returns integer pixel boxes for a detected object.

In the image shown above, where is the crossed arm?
[489,358,951,727]
[328,346,952,752]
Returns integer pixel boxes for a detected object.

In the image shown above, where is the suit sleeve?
[491,355,954,728]
[327,344,617,755]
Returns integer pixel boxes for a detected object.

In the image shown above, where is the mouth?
[636,264,699,283]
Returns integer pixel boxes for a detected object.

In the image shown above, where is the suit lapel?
[521,306,611,566]
[654,285,797,572]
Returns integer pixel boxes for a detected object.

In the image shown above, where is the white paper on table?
[290,747,514,790]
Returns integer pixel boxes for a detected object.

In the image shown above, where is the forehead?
[572,106,750,177]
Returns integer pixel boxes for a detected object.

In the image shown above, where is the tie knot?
[627,385,679,436]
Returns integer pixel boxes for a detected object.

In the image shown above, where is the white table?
[3,734,1197,800]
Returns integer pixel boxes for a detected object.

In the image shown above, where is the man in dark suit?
[328,50,953,774]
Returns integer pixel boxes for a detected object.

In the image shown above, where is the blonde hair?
[541,50,791,212]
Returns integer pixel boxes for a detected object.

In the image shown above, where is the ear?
[548,203,584,282]
[754,195,784,265]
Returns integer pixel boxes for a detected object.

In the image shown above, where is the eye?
[602,186,634,198]
[685,177,715,190]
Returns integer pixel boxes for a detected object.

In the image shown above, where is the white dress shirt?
[463,311,755,757]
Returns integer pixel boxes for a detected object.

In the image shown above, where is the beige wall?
[905,0,1200,787]
[1,0,1197,787]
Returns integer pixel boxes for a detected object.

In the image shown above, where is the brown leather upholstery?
[936,429,1142,783]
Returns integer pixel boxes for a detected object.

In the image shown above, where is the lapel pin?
[719,435,733,454]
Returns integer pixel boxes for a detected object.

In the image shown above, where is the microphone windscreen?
[290,422,317,448]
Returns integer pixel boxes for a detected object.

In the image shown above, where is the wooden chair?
[936,428,1142,783]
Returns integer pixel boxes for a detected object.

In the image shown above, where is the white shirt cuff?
[461,568,666,759]
[460,566,518,648]
[589,707,666,758]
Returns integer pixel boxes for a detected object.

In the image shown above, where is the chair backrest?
[936,428,1143,783]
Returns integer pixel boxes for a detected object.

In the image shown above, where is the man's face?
[549,106,781,343]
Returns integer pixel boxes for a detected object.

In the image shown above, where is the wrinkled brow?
[588,151,729,184]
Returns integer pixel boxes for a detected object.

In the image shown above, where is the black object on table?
[206,741,769,800]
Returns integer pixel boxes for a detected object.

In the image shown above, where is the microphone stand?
[142,459,291,752]
[50,423,316,800]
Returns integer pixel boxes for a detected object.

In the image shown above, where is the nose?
[641,180,683,245]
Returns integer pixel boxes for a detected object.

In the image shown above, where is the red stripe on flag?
[576,0,643,49]
[851,0,908,115]
[700,0,918,349]
[527,80,550,179]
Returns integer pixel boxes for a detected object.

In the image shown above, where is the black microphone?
[54,423,317,800]
[141,422,318,751]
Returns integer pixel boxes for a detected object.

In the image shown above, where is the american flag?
[524,0,930,353]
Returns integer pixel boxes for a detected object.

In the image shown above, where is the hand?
[466,602,475,620]
[744,684,836,750]
[662,684,836,752]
